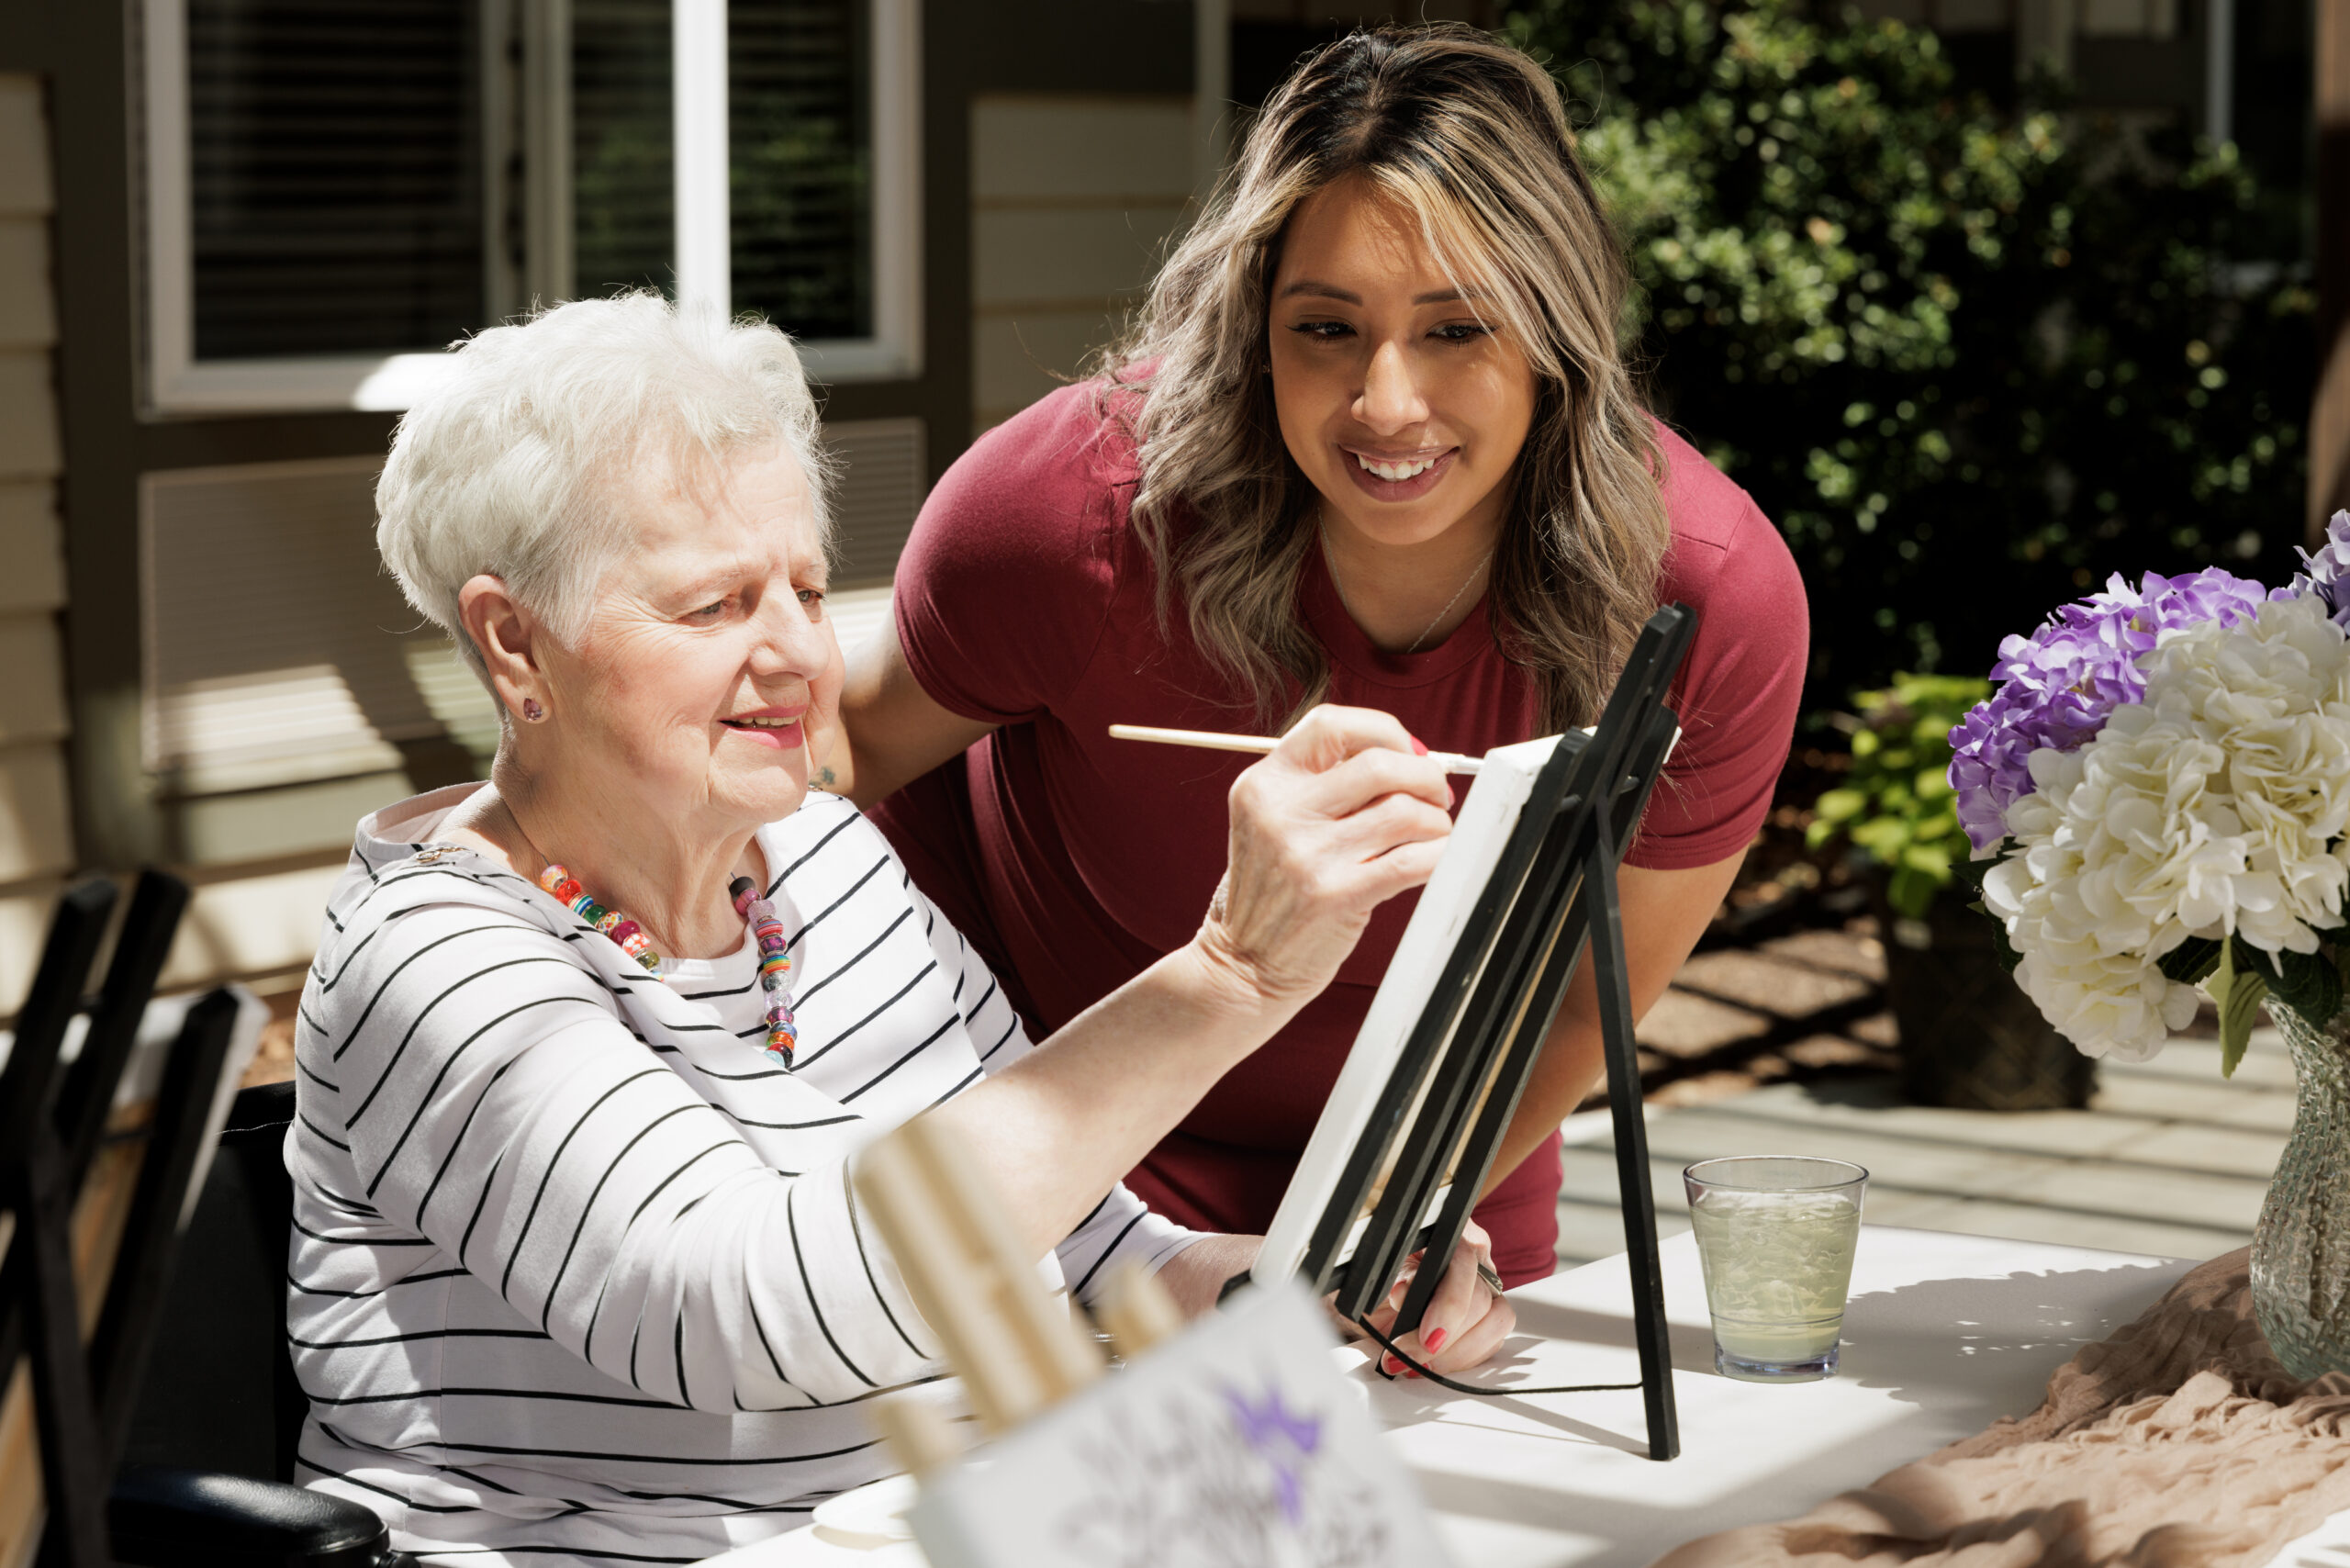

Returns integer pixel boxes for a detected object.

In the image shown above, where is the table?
[706,1225,2350,1568]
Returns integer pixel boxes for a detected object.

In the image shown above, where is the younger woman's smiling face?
[1266,175,1537,558]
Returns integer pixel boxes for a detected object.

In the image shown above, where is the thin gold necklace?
[1320,526,1494,655]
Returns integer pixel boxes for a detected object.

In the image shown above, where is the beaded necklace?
[537,863,800,1068]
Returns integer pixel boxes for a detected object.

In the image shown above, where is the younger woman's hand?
[1196,704,1452,1010]
[1357,1222,1516,1379]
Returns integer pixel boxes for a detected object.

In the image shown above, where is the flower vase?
[2250,1003,2350,1379]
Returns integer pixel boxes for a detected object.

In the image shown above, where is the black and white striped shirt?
[289,784,1200,1566]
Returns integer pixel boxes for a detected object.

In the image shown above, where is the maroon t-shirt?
[871,382,1807,1284]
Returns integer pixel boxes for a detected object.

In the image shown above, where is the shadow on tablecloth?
[1836,1261,2188,1427]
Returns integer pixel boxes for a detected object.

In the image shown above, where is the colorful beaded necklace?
[537,863,800,1067]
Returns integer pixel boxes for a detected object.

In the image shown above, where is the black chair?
[0,873,402,1568]
[107,1081,417,1568]
[117,1080,306,1484]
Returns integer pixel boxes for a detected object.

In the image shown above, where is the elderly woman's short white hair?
[377,293,831,676]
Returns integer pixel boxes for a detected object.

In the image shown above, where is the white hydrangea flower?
[1982,728,2210,1059]
[1984,596,2350,1059]
[2010,948,2199,1063]
[2141,596,2350,952]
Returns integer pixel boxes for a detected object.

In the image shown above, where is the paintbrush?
[1107,723,1484,776]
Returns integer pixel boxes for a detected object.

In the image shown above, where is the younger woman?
[839,26,1808,1287]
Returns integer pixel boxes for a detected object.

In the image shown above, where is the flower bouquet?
[1951,510,2350,1376]
[1952,513,2350,1073]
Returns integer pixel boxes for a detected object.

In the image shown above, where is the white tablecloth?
[704,1225,2350,1568]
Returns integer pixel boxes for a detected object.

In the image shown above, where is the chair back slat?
[92,990,243,1455]
[0,880,117,1159]
[58,872,194,1186]
[0,879,120,1388]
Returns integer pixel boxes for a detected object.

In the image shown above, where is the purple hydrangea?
[2291,510,2350,631]
[1948,567,2282,852]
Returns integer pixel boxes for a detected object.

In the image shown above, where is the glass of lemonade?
[1684,1156,1868,1383]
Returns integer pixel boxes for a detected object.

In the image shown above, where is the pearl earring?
[521,699,544,722]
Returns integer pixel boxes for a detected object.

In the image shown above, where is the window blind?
[186,0,485,360]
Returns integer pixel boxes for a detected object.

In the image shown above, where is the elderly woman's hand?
[1358,1220,1516,1379]
[927,703,1454,1270]
[1195,705,1454,1009]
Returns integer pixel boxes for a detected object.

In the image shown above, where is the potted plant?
[1951,518,2350,1377]
[1808,674,2095,1111]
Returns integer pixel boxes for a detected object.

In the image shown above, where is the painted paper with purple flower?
[1223,1383,1323,1526]
[2291,510,2350,631]
[1948,567,2280,852]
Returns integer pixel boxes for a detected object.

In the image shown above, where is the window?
[187,2,487,361]
[142,0,921,413]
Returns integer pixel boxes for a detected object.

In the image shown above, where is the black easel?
[1302,604,1695,1462]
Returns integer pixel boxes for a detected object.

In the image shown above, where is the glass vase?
[2250,1003,2350,1380]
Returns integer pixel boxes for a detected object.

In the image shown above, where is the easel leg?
[1587,845,1681,1462]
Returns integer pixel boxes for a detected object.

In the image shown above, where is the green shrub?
[1806,674,1987,918]
[1505,0,2312,701]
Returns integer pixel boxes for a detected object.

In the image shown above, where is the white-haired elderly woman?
[289,293,1508,1568]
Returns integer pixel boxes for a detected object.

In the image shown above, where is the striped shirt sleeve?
[912,881,1208,1305]
[310,896,938,1412]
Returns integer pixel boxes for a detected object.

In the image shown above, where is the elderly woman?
[289,294,1506,1568]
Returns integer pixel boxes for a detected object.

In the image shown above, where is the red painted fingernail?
[1424,1327,1449,1353]
[1382,1354,1404,1376]
[1410,734,1429,756]
[1407,1368,1422,1379]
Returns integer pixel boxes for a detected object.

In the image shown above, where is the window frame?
[139,0,922,415]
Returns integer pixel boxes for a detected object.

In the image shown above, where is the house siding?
[970,94,1199,431]
[0,73,75,1011]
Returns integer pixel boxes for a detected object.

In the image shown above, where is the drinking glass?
[1684,1156,1868,1383]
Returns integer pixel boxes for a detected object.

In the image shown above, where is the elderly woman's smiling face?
[532,444,841,835]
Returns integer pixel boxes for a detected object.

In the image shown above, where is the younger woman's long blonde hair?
[1110,24,1670,735]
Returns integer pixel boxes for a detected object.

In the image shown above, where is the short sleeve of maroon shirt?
[875,382,1807,1285]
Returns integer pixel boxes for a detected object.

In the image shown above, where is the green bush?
[1505,0,2313,701]
[1806,673,1987,918]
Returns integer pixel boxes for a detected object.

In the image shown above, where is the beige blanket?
[1653,1249,2350,1568]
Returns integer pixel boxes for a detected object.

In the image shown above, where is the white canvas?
[1251,733,1568,1289]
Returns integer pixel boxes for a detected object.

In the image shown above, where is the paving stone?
[1691,1079,2155,1160]
[1845,1193,2248,1261]
[1780,1033,1899,1070]
[2102,1030,2297,1091]
[1554,1196,1688,1268]
[1559,1145,1691,1215]
[2111,1120,2299,1181]
[1673,947,1878,1016]
[2090,1072,2300,1134]
[1753,926,1887,981]
[1649,1069,1789,1107]
[1635,987,1771,1058]
[2034,1159,2270,1232]
[1845,1010,1900,1047]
